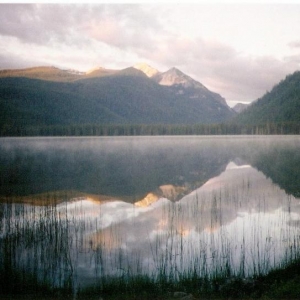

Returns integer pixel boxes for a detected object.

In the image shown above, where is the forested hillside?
[0,66,235,135]
[234,71,300,125]
[1,66,300,136]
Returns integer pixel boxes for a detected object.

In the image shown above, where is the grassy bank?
[1,259,300,299]
[1,190,300,300]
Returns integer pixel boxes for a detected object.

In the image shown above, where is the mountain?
[133,63,159,77]
[0,66,85,82]
[152,67,228,106]
[85,66,117,78]
[154,67,205,88]
[232,103,249,113]
[0,64,235,132]
[113,66,147,77]
[234,71,300,125]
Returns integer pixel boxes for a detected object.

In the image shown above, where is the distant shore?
[1,122,300,137]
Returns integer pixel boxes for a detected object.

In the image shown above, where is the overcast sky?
[1,3,300,106]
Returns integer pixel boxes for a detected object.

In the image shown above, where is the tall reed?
[1,184,300,298]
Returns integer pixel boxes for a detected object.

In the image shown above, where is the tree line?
[1,122,300,137]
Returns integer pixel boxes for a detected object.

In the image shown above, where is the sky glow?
[0,3,300,106]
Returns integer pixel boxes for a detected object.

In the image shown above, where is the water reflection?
[1,136,300,290]
[1,136,300,201]
[1,159,300,289]
[0,136,234,199]
[81,162,300,279]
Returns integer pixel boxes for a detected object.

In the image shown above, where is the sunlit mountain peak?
[155,67,207,89]
[133,62,160,77]
[86,66,106,74]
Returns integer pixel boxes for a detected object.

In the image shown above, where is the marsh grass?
[1,187,300,299]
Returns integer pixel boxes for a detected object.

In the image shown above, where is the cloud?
[0,5,113,46]
[80,5,162,53]
[288,40,300,48]
[206,55,297,101]
[0,4,69,44]
[0,4,300,103]
[196,50,300,102]
[0,53,37,70]
[284,54,300,64]
[0,4,162,58]
[136,35,300,102]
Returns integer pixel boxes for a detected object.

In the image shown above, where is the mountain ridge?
[0,64,228,108]
[0,65,235,131]
[2,63,299,134]
[234,71,300,125]
[232,103,249,113]
[133,63,159,77]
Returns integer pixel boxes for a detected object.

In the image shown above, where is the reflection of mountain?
[72,161,300,281]
[233,136,300,198]
[0,137,231,201]
[134,184,187,206]
[3,136,300,291]
[133,161,297,221]
[247,149,300,198]
[77,161,297,248]
[4,160,300,286]
[1,136,300,205]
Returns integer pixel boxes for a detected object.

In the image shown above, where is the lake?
[1,136,300,292]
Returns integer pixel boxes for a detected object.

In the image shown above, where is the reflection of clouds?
[283,202,300,214]
[157,218,168,230]
[80,161,300,247]
[0,136,233,200]
[287,220,300,227]
[184,161,296,216]
[177,228,190,237]
[88,224,124,251]
[9,161,300,286]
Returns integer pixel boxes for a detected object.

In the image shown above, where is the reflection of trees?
[252,150,300,198]
[1,136,300,204]
[239,140,300,198]
[83,161,299,281]
[90,161,297,253]
[0,138,232,201]
[2,160,299,287]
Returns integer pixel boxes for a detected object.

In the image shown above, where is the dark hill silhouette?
[0,66,234,131]
[234,71,300,125]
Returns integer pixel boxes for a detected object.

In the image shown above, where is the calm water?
[1,136,300,290]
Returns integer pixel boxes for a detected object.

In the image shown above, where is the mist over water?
[1,135,299,200]
[1,136,300,290]
[0,136,234,199]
